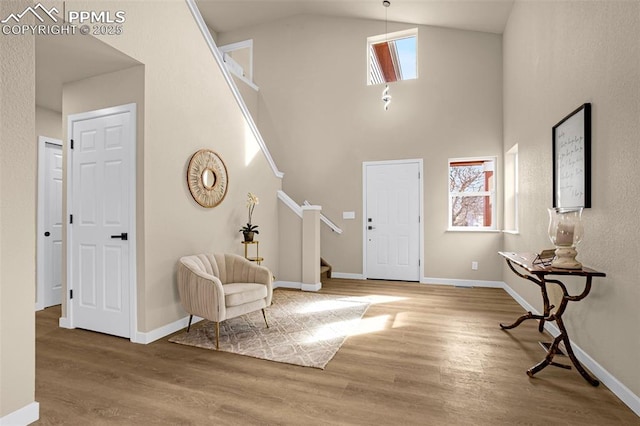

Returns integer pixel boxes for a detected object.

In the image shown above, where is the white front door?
[69,104,136,338]
[37,138,64,309]
[364,160,421,281]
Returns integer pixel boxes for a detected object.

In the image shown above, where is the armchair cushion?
[223,283,268,307]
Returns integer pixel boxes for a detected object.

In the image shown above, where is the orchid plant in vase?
[239,192,259,242]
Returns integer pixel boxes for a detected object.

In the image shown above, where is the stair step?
[320,257,332,279]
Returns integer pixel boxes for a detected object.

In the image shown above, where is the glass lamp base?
[551,247,582,270]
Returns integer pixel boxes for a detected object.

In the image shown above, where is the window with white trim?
[448,157,496,230]
[504,145,518,232]
[367,28,417,85]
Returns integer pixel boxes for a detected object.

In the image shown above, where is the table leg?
[527,334,571,378]
[538,281,552,332]
[500,259,549,332]
[526,318,599,386]
[500,311,546,330]
[557,317,600,386]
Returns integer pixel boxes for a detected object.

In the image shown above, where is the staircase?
[321,258,332,281]
[276,191,338,289]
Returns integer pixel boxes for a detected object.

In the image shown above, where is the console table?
[498,251,605,386]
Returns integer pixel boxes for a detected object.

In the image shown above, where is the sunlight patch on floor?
[305,315,390,343]
[391,311,412,328]
[297,299,367,314]
[342,295,406,304]
[296,295,406,314]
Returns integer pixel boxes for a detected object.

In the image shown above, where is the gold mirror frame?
[187,149,228,208]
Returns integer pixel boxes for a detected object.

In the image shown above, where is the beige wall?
[218,15,504,281]
[36,106,62,140]
[66,1,282,332]
[233,74,259,119]
[503,0,640,396]
[0,0,37,419]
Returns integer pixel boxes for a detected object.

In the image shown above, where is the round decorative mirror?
[187,149,228,208]
[202,168,216,189]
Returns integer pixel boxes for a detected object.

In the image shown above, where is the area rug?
[168,290,371,369]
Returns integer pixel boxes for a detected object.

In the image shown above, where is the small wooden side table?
[242,241,263,265]
[498,251,605,386]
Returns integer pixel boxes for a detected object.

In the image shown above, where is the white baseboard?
[301,282,322,292]
[502,280,640,417]
[58,313,204,345]
[58,317,71,329]
[133,315,203,344]
[331,273,503,288]
[331,272,365,280]
[0,401,39,425]
[422,277,504,288]
[273,280,302,290]
[35,302,44,312]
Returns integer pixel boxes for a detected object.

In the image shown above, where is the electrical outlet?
[471,261,478,270]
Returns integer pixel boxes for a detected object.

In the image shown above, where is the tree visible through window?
[448,158,496,229]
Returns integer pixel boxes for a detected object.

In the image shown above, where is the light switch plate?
[343,211,356,219]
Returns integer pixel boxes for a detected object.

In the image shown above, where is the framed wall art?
[552,103,592,208]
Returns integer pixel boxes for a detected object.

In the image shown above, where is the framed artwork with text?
[552,103,592,208]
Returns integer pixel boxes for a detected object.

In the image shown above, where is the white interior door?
[37,138,63,309]
[364,161,421,281]
[69,105,135,338]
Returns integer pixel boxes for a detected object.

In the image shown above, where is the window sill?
[502,230,520,235]
[446,228,501,233]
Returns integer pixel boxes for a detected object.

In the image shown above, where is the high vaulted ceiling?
[36,1,515,112]
[196,0,515,35]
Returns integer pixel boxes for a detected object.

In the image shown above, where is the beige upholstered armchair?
[177,253,273,349]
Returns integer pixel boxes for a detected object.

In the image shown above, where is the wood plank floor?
[35,279,639,425]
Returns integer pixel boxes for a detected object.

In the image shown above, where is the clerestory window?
[367,28,417,85]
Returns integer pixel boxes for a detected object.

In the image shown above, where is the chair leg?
[262,308,269,328]
[215,322,220,350]
[187,314,193,332]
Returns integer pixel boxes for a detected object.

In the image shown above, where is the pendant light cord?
[381,1,392,111]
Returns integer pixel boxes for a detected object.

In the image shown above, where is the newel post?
[301,205,322,291]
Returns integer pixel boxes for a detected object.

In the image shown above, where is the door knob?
[44,231,50,237]
[111,232,128,241]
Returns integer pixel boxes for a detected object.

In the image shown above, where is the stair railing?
[185,0,283,179]
[303,201,343,234]
[277,190,302,218]
[277,192,343,234]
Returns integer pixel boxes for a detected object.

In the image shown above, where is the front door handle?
[111,232,128,241]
